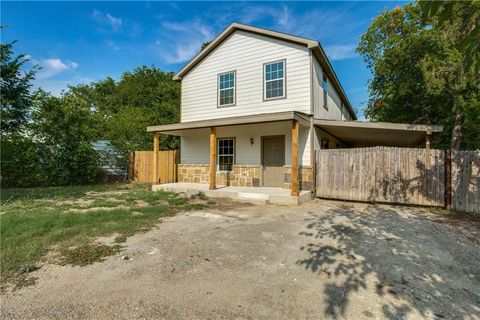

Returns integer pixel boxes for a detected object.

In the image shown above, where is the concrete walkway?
[152,182,312,205]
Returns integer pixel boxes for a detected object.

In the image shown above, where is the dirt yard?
[2,199,480,320]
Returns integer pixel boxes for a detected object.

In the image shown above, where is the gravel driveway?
[2,199,480,320]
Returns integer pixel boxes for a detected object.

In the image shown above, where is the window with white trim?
[218,71,235,106]
[217,138,235,171]
[264,60,285,99]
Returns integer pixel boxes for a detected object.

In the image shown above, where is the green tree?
[0,36,37,133]
[419,0,480,73]
[0,34,42,187]
[71,66,180,155]
[357,2,480,149]
[31,90,100,185]
[201,41,211,51]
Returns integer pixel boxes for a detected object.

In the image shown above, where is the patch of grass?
[114,235,128,244]
[1,183,132,203]
[192,192,208,201]
[20,263,40,274]
[182,203,206,211]
[167,196,188,206]
[0,183,210,285]
[61,243,122,267]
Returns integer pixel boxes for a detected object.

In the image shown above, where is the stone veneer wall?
[178,164,313,191]
[178,164,261,187]
[283,166,314,191]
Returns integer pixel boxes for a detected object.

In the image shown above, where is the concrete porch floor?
[152,183,313,205]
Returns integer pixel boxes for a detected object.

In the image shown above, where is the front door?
[262,136,285,187]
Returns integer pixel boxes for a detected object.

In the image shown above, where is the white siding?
[312,56,346,120]
[181,31,311,122]
[180,122,311,166]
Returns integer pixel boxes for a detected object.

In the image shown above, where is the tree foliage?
[419,0,480,73]
[70,66,180,155]
[357,2,480,149]
[1,38,180,187]
[0,38,37,134]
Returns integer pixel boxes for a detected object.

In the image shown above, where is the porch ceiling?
[314,119,443,147]
[147,111,311,135]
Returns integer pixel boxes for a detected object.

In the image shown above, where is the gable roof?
[173,23,357,120]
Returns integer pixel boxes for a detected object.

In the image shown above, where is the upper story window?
[322,72,329,110]
[264,60,285,100]
[218,71,236,107]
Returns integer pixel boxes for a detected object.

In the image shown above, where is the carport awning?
[314,119,443,147]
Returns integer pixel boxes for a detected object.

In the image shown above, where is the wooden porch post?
[291,120,299,196]
[209,127,216,190]
[153,132,159,184]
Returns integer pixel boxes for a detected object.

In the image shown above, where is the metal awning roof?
[314,119,443,147]
[147,111,311,135]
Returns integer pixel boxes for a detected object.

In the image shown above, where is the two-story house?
[147,23,440,198]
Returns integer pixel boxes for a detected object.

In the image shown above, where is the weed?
[20,264,39,274]
[61,243,122,267]
[114,235,128,243]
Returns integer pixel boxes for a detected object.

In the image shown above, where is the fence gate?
[129,150,179,184]
[316,147,445,206]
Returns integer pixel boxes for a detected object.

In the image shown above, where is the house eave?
[147,111,311,134]
[314,119,443,147]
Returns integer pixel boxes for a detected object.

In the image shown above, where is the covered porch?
[147,111,313,198]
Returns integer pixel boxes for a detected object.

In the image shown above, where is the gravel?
[2,199,479,320]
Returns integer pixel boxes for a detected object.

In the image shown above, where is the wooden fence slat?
[452,150,480,214]
[129,150,179,184]
[316,147,447,207]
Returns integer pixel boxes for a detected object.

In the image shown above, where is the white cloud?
[43,59,68,71]
[106,40,120,51]
[154,3,363,65]
[92,10,123,32]
[106,13,122,30]
[323,44,358,61]
[32,58,79,80]
[155,19,214,64]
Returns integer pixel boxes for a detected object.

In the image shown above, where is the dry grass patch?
[0,183,210,289]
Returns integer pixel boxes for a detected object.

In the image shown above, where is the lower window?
[217,138,235,171]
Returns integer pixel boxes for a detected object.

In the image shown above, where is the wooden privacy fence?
[316,147,480,214]
[128,150,179,184]
[452,150,480,214]
[316,147,445,206]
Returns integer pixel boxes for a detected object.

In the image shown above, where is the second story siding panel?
[181,30,311,122]
[312,56,345,120]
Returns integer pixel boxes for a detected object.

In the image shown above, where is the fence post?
[128,152,135,181]
[445,148,452,210]
[153,133,159,184]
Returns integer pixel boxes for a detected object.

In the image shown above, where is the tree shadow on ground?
[296,204,480,319]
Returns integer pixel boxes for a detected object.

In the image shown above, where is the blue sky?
[2,1,407,119]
